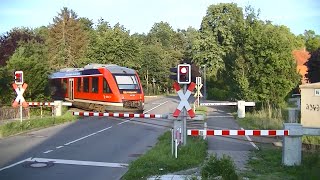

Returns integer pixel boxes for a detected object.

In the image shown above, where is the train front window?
[103,79,112,93]
[114,75,140,93]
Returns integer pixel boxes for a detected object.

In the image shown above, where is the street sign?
[173,82,195,118]
[12,83,28,108]
[194,77,203,98]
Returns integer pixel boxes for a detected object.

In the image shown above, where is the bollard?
[54,100,62,116]
[282,123,303,166]
[237,101,245,118]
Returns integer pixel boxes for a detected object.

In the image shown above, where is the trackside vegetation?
[1,3,319,107]
[0,111,77,138]
[235,103,320,179]
[121,131,207,179]
[241,146,320,179]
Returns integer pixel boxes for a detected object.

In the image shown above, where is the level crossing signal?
[178,64,191,84]
[14,71,24,85]
[169,64,191,84]
[169,67,178,81]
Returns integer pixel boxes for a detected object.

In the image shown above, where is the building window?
[91,77,99,93]
[83,77,89,92]
[103,78,111,93]
[77,77,82,92]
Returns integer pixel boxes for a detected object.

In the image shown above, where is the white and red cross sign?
[12,83,28,108]
[173,82,196,118]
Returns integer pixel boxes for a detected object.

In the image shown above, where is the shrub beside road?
[0,111,76,138]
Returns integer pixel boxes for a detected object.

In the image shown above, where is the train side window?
[77,77,82,92]
[103,78,112,93]
[91,77,98,93]
[83,77,89,92]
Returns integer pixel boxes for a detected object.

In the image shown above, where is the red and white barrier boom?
[173,82,196,118]
[188,129,289,136]
[73,112,165,118]
[28,102,54,106]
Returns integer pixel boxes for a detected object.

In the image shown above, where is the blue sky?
[0,0,319,35]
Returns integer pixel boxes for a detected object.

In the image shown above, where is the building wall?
[300,83,320,127]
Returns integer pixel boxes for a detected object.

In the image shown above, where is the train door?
[68,78,74,100]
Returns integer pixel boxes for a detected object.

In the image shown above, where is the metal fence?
[0,106,54,123]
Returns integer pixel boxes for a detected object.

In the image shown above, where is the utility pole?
[146,69,149,95]
[203,65,207,100]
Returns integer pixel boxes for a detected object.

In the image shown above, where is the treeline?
[0,3,319,107]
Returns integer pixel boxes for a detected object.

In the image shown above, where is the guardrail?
[28,101,72,117]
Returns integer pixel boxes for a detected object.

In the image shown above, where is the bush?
[201,154,238,180]
[208,87,229,100]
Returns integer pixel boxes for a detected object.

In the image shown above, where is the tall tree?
[0,28,42,66]
[305,48,320,83]
[47,7,89,70]
[303,30,320,52]
[87,20,142,69]
[192,3,244,76]
[228,19,300,105]
[6,40,50,101]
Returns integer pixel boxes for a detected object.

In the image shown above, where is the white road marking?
[43,150,53,154]
[241,127,259,150]
[0,157,32,172]
[0,157,128,172]
[64,126,112,146]
[0,101,169,172]
[31,158,128,168]
[118,120,130,125]
[116,101,168,125]
[144,101,168,113]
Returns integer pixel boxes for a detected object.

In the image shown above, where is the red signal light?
[14,71,24,85]
[178,64,191,84]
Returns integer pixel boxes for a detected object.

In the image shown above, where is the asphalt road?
[0,96,179,180]
[203,101,255,171]
[0,96,256,179]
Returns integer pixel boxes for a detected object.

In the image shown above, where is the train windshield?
[114,75,141,93]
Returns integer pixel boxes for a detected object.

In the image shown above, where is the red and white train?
[49,64,144,113]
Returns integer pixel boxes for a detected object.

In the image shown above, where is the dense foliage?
[0,4,317,106]
[305,48,320,83]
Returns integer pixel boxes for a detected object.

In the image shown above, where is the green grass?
[237,105,285,130]
[0,111,77,138]
[121,131,207,180]
[241,146,320,179]
[195,106,207,118]
[201,154,238,180]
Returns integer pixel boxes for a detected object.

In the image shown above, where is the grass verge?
[241,145,320,179]
[0,111,77,138]
[121,131,207,180]
[195,106,207,118]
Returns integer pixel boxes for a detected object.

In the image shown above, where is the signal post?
[12,71,28,122]
[170,64,195,146]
